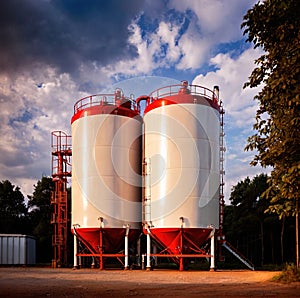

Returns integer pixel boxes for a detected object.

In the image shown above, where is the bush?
[272,263,300,283]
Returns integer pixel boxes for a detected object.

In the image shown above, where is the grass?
[272,263,300,283]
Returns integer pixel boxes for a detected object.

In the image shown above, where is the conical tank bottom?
[147,228,212,256]
[75,228,140,253]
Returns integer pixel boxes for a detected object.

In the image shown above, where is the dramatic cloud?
[0,0,265,201]
[169,0,257,69]
[0,67,85,195]
[0,0,143,76]
[170,0,253,39]
[101,0,258,76]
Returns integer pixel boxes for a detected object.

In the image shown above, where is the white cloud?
[100,22,154,76]
[192,47,269,202]
[193,48,263,125]
[176,26,210,70]
[156,21,182,64]
[0,67,86,197]
[168,0,258,70]
[101,20,183,77]
[98,0,258,75]
[0,0,265,203]
[169,0,256,40]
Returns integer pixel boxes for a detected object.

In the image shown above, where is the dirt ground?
[0,267,300,297]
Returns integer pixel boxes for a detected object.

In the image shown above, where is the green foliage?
[242,0,300,218]
[0,177,72,264]
[224,174,297,266]
[27,177,54,262]
[226,175,267,263]
[0,180,29,233]
[230,174,268,208]
[28,177,53,213]
[0,180,27,216]
[272,263,300,283]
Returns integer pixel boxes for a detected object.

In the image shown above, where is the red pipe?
[136,95,150,112]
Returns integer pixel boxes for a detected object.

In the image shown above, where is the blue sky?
[0,0,268,203]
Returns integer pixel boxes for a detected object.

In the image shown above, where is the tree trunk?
[270,230,274,264]
[296,198,299,268]
[260,220,264,267]
[281,216,285,264]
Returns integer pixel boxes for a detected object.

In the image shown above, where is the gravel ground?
[0,267,300,297]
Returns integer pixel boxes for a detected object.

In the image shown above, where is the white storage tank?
[71,89,142,266]
[141,81,221,258]
[0,234,36,265]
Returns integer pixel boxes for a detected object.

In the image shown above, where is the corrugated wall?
[0,234,36,265]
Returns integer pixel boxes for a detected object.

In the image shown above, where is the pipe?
[141,254,145,270]
[91,257,95,269]
[124,224,130,270]
[144,158,151,223]
[178,80,190,94]
[136,95,150,113]
[210,228,215,271]
[143,157,152,271]
[213,85,219,103]
[146,231,151,270]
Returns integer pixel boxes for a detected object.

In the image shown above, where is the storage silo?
[71,89,142,269]
[138,81,223,270]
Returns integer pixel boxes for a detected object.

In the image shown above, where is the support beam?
[50,131,72,268]
[222,241,255,271]
[179,224,184,271]
[99,228,104,270]
[124,224,130,270]
[146,232,151,270]
[136,237,141,267]
[73,234,78,269]
[210,230,215,271]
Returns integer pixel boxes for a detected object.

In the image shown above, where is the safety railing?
[148,82,218,104]
[51,131,72,153]
[73,90,137,114]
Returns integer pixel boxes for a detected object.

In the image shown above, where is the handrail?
[222,241,255,271]
[51,131,72,153]
[148,82,218,103]
[73,89,137,114]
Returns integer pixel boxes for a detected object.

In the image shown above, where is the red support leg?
[99,228,104,270]
[179,227,184,271]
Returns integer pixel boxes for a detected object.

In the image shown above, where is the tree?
[242,0,300,265]
[27,177,54,263]
[0,180,29,233]
[228,174,270,266]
